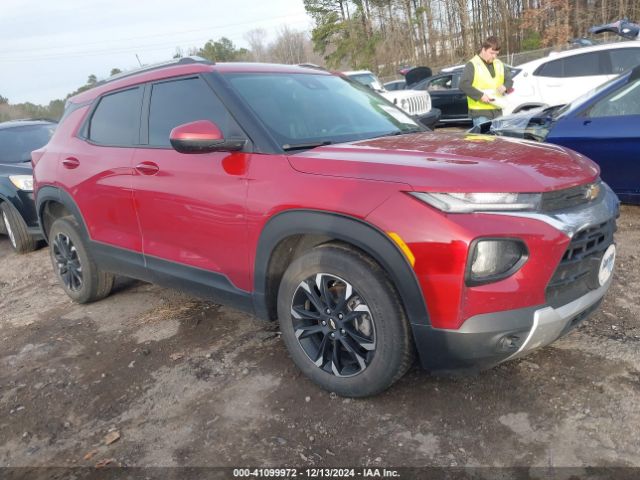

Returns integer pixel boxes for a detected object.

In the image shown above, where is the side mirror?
[169,120,245,154]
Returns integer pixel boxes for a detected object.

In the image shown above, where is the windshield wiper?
[282,141,332,151]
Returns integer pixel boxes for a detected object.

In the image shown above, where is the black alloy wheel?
[52,232,83,291]
[277,244,414,397]
[48,216,113,303]
[291,273,376,377]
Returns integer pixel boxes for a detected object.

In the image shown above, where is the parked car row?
[384,40,640,125]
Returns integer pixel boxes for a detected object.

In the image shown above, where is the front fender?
[253,209,430,327]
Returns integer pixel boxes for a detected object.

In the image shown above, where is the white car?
[343,70,440,128]
[502,41,640,114]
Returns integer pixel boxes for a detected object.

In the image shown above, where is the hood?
[405,66,433,87]
[289,131,599,193]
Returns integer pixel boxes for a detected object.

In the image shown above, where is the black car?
[410,65,522,124]
[411,68,470,124]
[0,119,56,253]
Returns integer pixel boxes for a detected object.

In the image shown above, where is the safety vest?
[467,55,505,111]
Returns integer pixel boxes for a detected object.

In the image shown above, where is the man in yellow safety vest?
[460,36,513,127]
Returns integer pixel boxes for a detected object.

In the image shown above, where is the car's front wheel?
[277,244,414,397]
[49,217,114,303]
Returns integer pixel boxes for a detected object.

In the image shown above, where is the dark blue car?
[473,65,640,204]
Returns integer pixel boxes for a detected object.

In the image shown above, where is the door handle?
[135,161,160,176]
[583,120,592,126]
[62,157,80,169]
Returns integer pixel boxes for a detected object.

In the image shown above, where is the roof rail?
[96,56,214,87]
[297,63,326,71]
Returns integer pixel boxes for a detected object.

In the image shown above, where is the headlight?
[467,238,528,285]
[9,175,34,192]
[410,192,541,213]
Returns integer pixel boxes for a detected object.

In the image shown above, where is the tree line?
[304,0,640,74]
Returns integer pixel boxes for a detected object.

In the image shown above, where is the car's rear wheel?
[49,217,114,303]
[1,201,37,254]
[277,244,414,397]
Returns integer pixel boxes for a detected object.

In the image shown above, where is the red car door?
[58,87,143,252]
[131,76,252,290]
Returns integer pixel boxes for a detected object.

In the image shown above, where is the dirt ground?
[0,205,638,473]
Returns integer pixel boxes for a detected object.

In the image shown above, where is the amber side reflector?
[387,232,415,267]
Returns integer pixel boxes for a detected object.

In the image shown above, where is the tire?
[277,244,415,397]
[1,201,37,254]
[48,216,114,303]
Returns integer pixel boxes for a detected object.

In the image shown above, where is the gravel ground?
[0,205,638,474]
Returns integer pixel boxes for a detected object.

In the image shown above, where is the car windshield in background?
[345,73,383,90]
[553,72,629,119]
[0,124,56,163]
[223,73,421,150]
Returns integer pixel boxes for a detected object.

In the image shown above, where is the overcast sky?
[0,0,313,105]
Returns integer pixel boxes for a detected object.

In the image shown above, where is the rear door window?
[535,52,608,77]
[147,77,241,147]
[562,52,606,76]
[88,87,142,145]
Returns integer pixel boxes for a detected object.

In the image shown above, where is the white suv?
[343,70,440,128]
[502,41,640,114]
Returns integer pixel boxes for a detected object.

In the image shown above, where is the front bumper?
[412,183,619,372]
[413,279,609,372]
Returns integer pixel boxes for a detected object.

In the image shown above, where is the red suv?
[33,58,619,397]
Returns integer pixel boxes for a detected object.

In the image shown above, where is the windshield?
[554,73,628,118]
[224,72,420,149]
[0,124,56,163]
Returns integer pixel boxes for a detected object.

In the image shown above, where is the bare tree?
[245,28,269,62]
[269,26,308,64]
